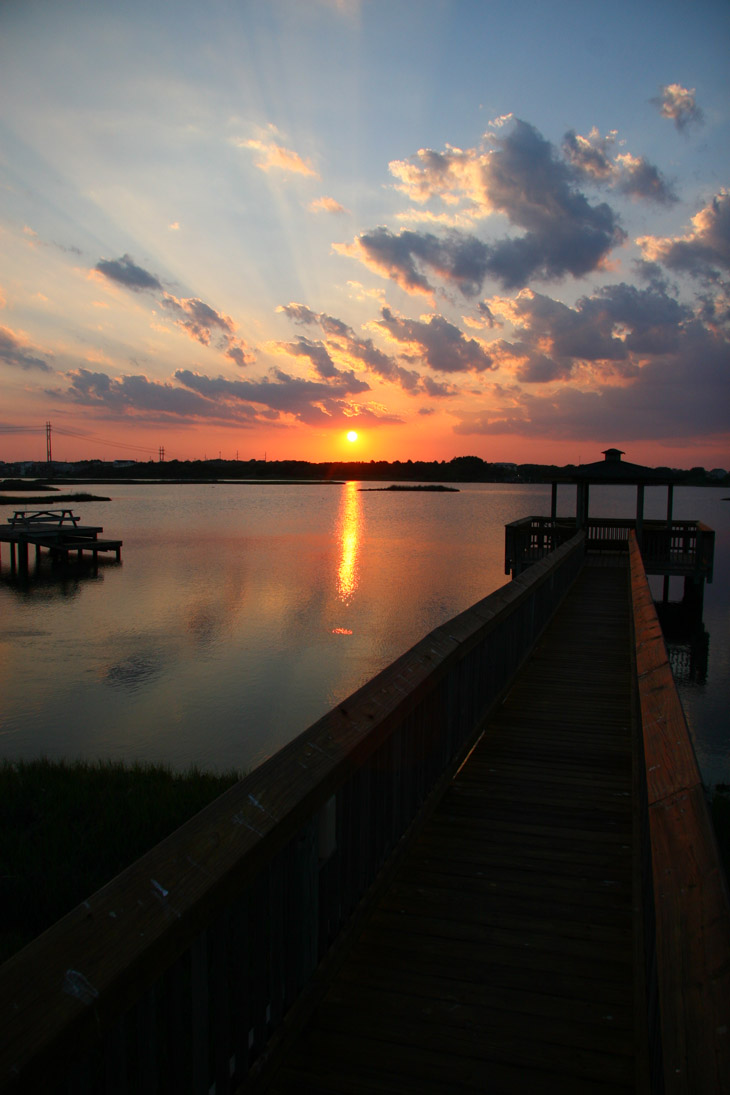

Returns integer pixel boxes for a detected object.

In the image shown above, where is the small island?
[359,484,459,492]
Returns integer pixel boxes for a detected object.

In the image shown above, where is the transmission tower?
[46,421,52,465]
[159,446,165,463]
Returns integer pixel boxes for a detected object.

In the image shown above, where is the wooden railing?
[0,534,586,1093]
[629,533,730,1094]
[505,516,714,581]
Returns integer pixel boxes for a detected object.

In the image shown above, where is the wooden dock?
[259,561,641,1094]
[0,509,122,569]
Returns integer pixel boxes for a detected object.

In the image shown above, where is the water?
[1,482,727,787]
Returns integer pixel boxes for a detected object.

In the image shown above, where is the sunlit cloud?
[94,254,256,365]
[176,368,402,427]
[563,128,677,204]
[237,131,318,177]
[651,83,704,131]
[638,189,730,281]
[278,301,438,394]
[0,325,53,372]
[344,119,626,295]
[310,195,348,214]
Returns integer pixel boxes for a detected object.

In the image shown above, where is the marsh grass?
[0,758,240,963]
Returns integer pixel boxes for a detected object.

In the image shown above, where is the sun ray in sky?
[0,0,728,467]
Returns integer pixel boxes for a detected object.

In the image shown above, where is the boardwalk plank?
[264,565,639,1094]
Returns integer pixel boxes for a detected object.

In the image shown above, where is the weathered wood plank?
[264,565,640,1094]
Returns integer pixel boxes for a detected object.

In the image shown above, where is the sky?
[1,0,728,468]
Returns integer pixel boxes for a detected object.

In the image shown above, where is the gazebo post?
[551,482,558,520]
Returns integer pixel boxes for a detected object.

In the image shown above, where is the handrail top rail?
[506,514,709,530]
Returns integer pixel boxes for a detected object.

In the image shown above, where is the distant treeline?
[3,455,728,486]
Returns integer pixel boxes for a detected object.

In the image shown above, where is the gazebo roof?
[553,449,677,486]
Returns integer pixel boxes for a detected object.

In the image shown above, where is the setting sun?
[346,430,358,443]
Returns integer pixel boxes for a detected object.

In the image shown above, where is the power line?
[1,422,161,456]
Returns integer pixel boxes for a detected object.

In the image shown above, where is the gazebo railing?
[505,516,714,581]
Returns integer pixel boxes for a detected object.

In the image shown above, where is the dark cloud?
[640,189,730,281]
[58,368,239,421]
[161,294,255,365]
[453,316,729,443]
[278,301,429,393]
[346,226,487,297]
[616,156,677,204]
[651,84,704,131]
[496,282,689,382]
[52,364,399,430]
[278,303,351,338]
[161,296,233,344]
[563,129,676,205]
[281,336,371,389]
[176,368,402,428]
[481,120,625,286]
[0,325,52,372]
[562,129,615,180]
[94,257,255,365]
[348,120,625,294]
[95,254,163,292]
[377,307,494,374]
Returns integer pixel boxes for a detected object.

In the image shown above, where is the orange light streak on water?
[336,481,362,606]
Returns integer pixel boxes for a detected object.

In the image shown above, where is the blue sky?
[1,0,728,466]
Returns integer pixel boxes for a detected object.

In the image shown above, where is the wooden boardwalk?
[263,561,641,1094]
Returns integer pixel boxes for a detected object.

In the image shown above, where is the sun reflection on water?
[336,481,362,606]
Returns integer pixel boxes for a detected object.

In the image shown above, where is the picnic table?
[9,509,81,527]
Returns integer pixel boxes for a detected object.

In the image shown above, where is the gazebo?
[505,449,715,608]
[550,448,678,545]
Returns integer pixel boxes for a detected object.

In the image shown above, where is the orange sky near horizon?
[5,416,728,471]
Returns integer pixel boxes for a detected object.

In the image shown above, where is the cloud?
[453,319,726,444]
[489,282,689,383]
[452,304,729,444]
[0,325,52,372]
[95,254,163,293]
[54,364,397,430]
[337,227,489,297]
[639,189,730,281]
[93,255,255,365]
[176,369,402,427]
[278,301,427,392]
[651,84,704,131]
[277,335,371,390]
[238,134,318,177]
[58,368,237,421]
[161,295,234,345]
[310,196,348,214]
[161,294,255,364]
[345,119,625,293]
[563,129,676,204]
[376,307,494,374]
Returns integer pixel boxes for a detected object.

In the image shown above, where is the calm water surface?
[1,482,727,787]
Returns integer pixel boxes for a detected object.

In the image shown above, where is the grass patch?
[0,493,110,504]
[0,758,240,963]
